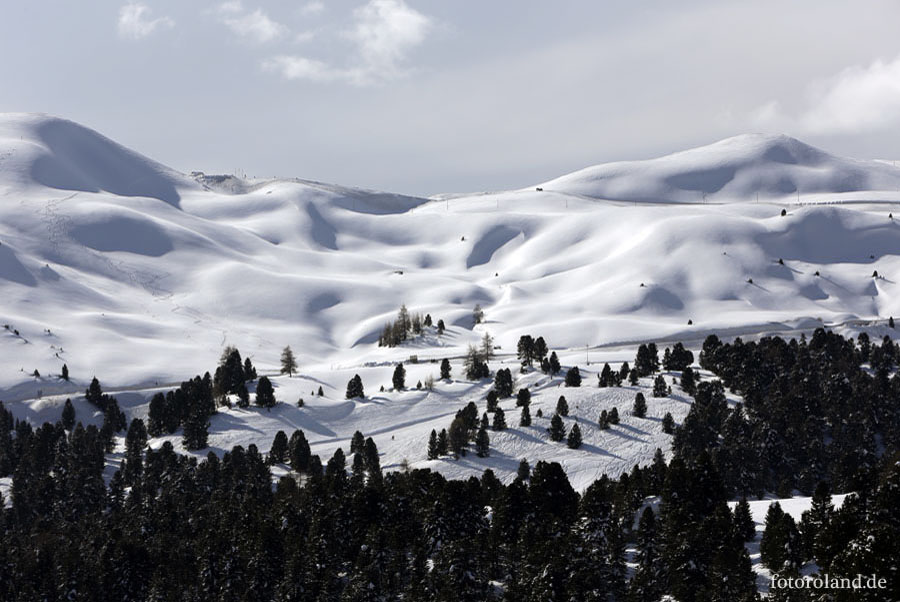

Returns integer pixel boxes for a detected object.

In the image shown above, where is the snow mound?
[0,113,194,206]
[539,134,900,203]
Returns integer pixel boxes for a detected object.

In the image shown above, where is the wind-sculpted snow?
[2,113,900,486]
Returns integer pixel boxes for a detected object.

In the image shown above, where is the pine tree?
[350,430,366,454]
[61,398,75,430]
[652,374,668,397]
[278,346,297,376]
[629,369,639,385]
[609,407,620,424]
[182,409,209,451]
[255,376,277,408]
[662,411,675,434]
[289,429,311,472]
[516,387,531,407]
[548,351,561,375]
[427,429,439,460]
[440,358,451,380]
[243,357,257,381]
[733,497,756,542]
[481,331,494,361]
[85,377,103,407]
[61,364,69,381]
[236,381,250,408]
[486,389,498,412]
[475,425,490,457]
[437,428,449,455]
[346,374,365,399]
[599,409,610,429]
[437,319,445,335]
[317,385,324,396]
[566,423,582,449]
[517,335,535,368]
[633,392,647,418]
[517,458,530,480]
[392,363,406,390]
[494,368,513,397]
[448,416,468,457]
[680,366,697,396]
[520,405,532,427]
[147,392,166,436]
[565,366,582,387]
[549,414,566,442]
[268,430,288,464]
[473,304,484,324]
[492,407,506,431]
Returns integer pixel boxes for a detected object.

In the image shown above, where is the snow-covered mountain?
[538,133,900,203]
[2,113,899,488]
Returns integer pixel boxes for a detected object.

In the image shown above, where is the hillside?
[538,133,900,203]
[2,113,900,487]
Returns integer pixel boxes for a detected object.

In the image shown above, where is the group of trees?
[378,305,442,347]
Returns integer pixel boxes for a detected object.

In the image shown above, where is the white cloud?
[117,2,174,40]
[263,0,432,85]
[263,56,352,83]
[299,1,325,17]
[800,55,900,134]
[218,1,288,44]
[748,55,900,135]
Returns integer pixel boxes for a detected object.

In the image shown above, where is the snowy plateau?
[2,111,900,492]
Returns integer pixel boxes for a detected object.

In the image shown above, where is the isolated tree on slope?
[440,358,451,380]
[633,392,647,418]
[280,346,297,377]
[565,366,582,387]
[556,396,569,416]
[566,423,582,449]
[392,363,406,390]
[492,407,507,431]
[427,429,439,460]
[61,364,69,381]
[346,375,365,399]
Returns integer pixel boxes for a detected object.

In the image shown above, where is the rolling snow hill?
[538,133,900,203]
[2,113,900,487]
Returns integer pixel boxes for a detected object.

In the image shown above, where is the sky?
[3,0,900,196]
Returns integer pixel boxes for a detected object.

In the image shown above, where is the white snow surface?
[2,113,900,487]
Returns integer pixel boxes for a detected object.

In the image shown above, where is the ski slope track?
[2,112,900,487]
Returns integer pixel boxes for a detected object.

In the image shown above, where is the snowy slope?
[538,133,900,203]
[2,113,900,487]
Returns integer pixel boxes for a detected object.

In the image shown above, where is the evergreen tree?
[289,429,311,472]
[475,425,490,457]
[236,381,250,408]
[733,497,756,542]
[85,377,103,407]
[280,346,297,377]
[534,336,548,364]
[486,389,498,412]
[549,414,566,442]
[268,430,288,464]
[494,368,513,397]
[437,428,449,456]
[629,369,639,386]
[346,374,365,399]
[609,407,620,424]
[630,507,665,602]
[440,358,451,380]
[61,398,75,430]
[392,363,406,390]
[652,374,668,397]
[598,362,613,387]
[598,409,610,429]
[243,357,257,381]
[516,388,531,407]
[317,385,324,396]
[182,409,209,451]
[147,392,167,436]
[61,364,69,381]
[123,418,148,483]
[427,429,439,460]
[633,392,647,418]
[680,366,697,396]
[520,405,532,427]
[517,335,535,368]
[255,376,277,408]
[662,411,675,434]
[566,423,582,449]
[437,319,445,335]
[517,458,530,480]
[492,407,506,431]
[553,395,567,416]
[350,430,366,454]
[448,416,468,457]
[548,351,561,375]
[564,366,582,387]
